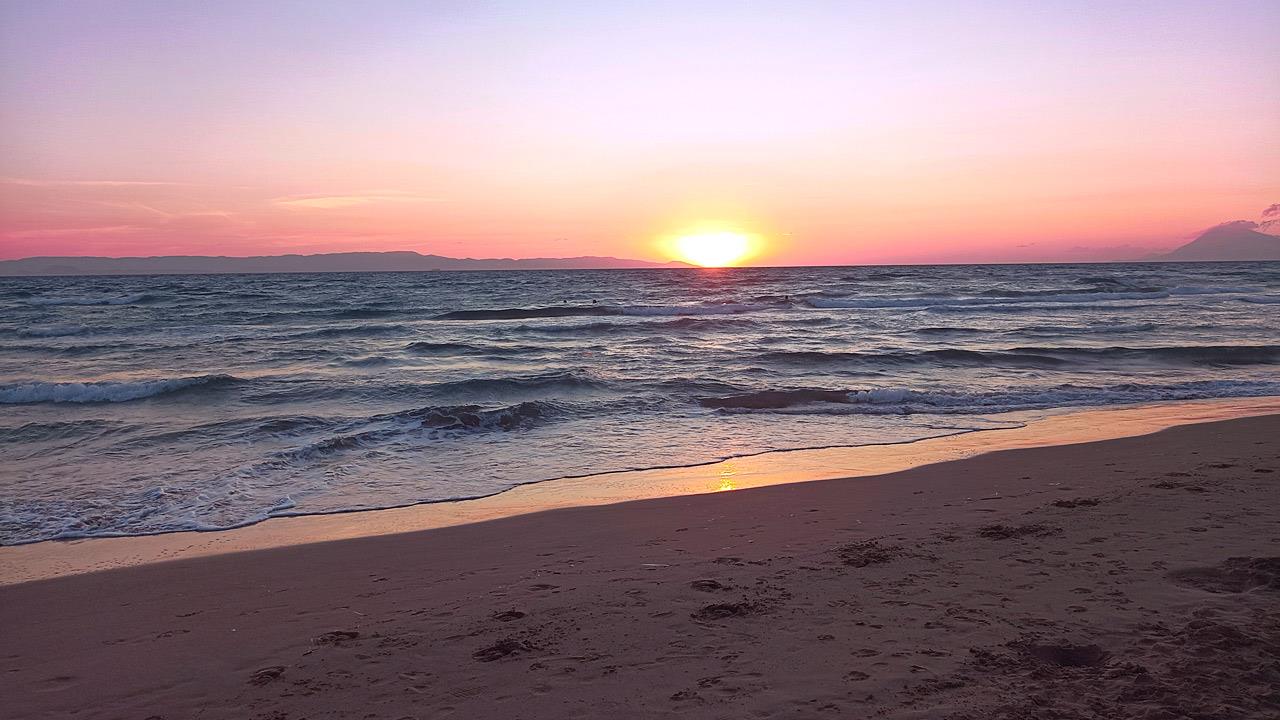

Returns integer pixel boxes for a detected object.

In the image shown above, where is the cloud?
[1,177,189,187]
[1203,220,1259,232]
[271,192,448,210]
[1260,204,1280,233]
[3,225,141,239]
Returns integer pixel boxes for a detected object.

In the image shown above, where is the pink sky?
[2,1,1277,265]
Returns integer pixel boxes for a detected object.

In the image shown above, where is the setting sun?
[672,231,753,267]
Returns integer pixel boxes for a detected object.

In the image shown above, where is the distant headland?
[0,252,694,277]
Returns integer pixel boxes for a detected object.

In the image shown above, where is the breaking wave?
[272,401,555,464]
[703,380,1280,416]
[0,374,240,404]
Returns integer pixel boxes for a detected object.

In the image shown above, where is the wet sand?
[2,411,1279,718]
[5,396,1280,586]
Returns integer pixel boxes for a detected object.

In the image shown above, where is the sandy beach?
[3,408,1278,719]
[6,4,1278,717]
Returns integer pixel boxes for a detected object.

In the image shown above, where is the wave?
[1,341,139,357]
[806,290,1162,309]
[1074,275,1154,291]
[701,389,860,410]
[805,286,1250,311]
[0,374,240,404]
[0,419,125,444]
[652,316,762,330]
[434,306,616,321]
[434,302,781,321]
[340,355,395,367]
[26,292,156,306]
[404,341,487,355]
[1168,285,1258,295]
[917,322,1158,338]
[324,307,405,320]
[703,379,1280,416]
[512,315,761,337]
[288,323,412,338]
[978,286,1157,298]
[755,344,1279,368]
[16,324,90,337]
[619,302,781,316]
[1239,295,1280,304]
[277,401,554,463]
[756,348,1065,368]
[427,371,607,396]
[1009,322,1157,336]
[1033,345,1280,366]
[914,326,985,336]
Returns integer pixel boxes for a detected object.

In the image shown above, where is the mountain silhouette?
[1156,221,1280,262]
[0,252,694,277]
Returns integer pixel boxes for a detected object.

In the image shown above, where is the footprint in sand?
[1051,497,1101,508]
[1016,641,1109,668]
[691,602,754,621]
[689,579,730,592]
[249,666,286,685]
[473,638,537,662]
[977,524,1061,540]
[314,630,360,646]
[836,540,902,567]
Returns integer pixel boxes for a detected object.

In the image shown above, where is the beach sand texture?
[2,414,1278,718]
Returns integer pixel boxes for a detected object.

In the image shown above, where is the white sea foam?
[846,388,914,403]
[2,263,1276,545]
[17,324,89,337]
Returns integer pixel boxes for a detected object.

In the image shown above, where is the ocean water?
[2,262,1278,544]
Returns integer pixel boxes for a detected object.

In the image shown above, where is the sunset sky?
[2,1,1277,265]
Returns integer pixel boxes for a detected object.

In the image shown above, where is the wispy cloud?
[271,191,448,210]
[1,177,191,188]
[1259,203,1280,233]
[3,225,142,239]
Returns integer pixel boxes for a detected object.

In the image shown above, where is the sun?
[672,231,753,267]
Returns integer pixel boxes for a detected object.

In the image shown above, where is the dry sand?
[3,413,1278,719]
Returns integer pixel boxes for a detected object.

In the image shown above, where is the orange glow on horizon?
[662,229,763,267]
[1,4,1276,263]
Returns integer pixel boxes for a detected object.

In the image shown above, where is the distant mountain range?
[0,252,693,277]
[1154,221,1280,262]
[4,221,1278,276]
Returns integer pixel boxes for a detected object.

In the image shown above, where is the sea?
[2,262,1278,545]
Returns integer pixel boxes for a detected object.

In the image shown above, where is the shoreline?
[3,395,1279,586]
[2,408,1277,718]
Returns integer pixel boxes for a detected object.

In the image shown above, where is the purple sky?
[2,1,1277,264]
